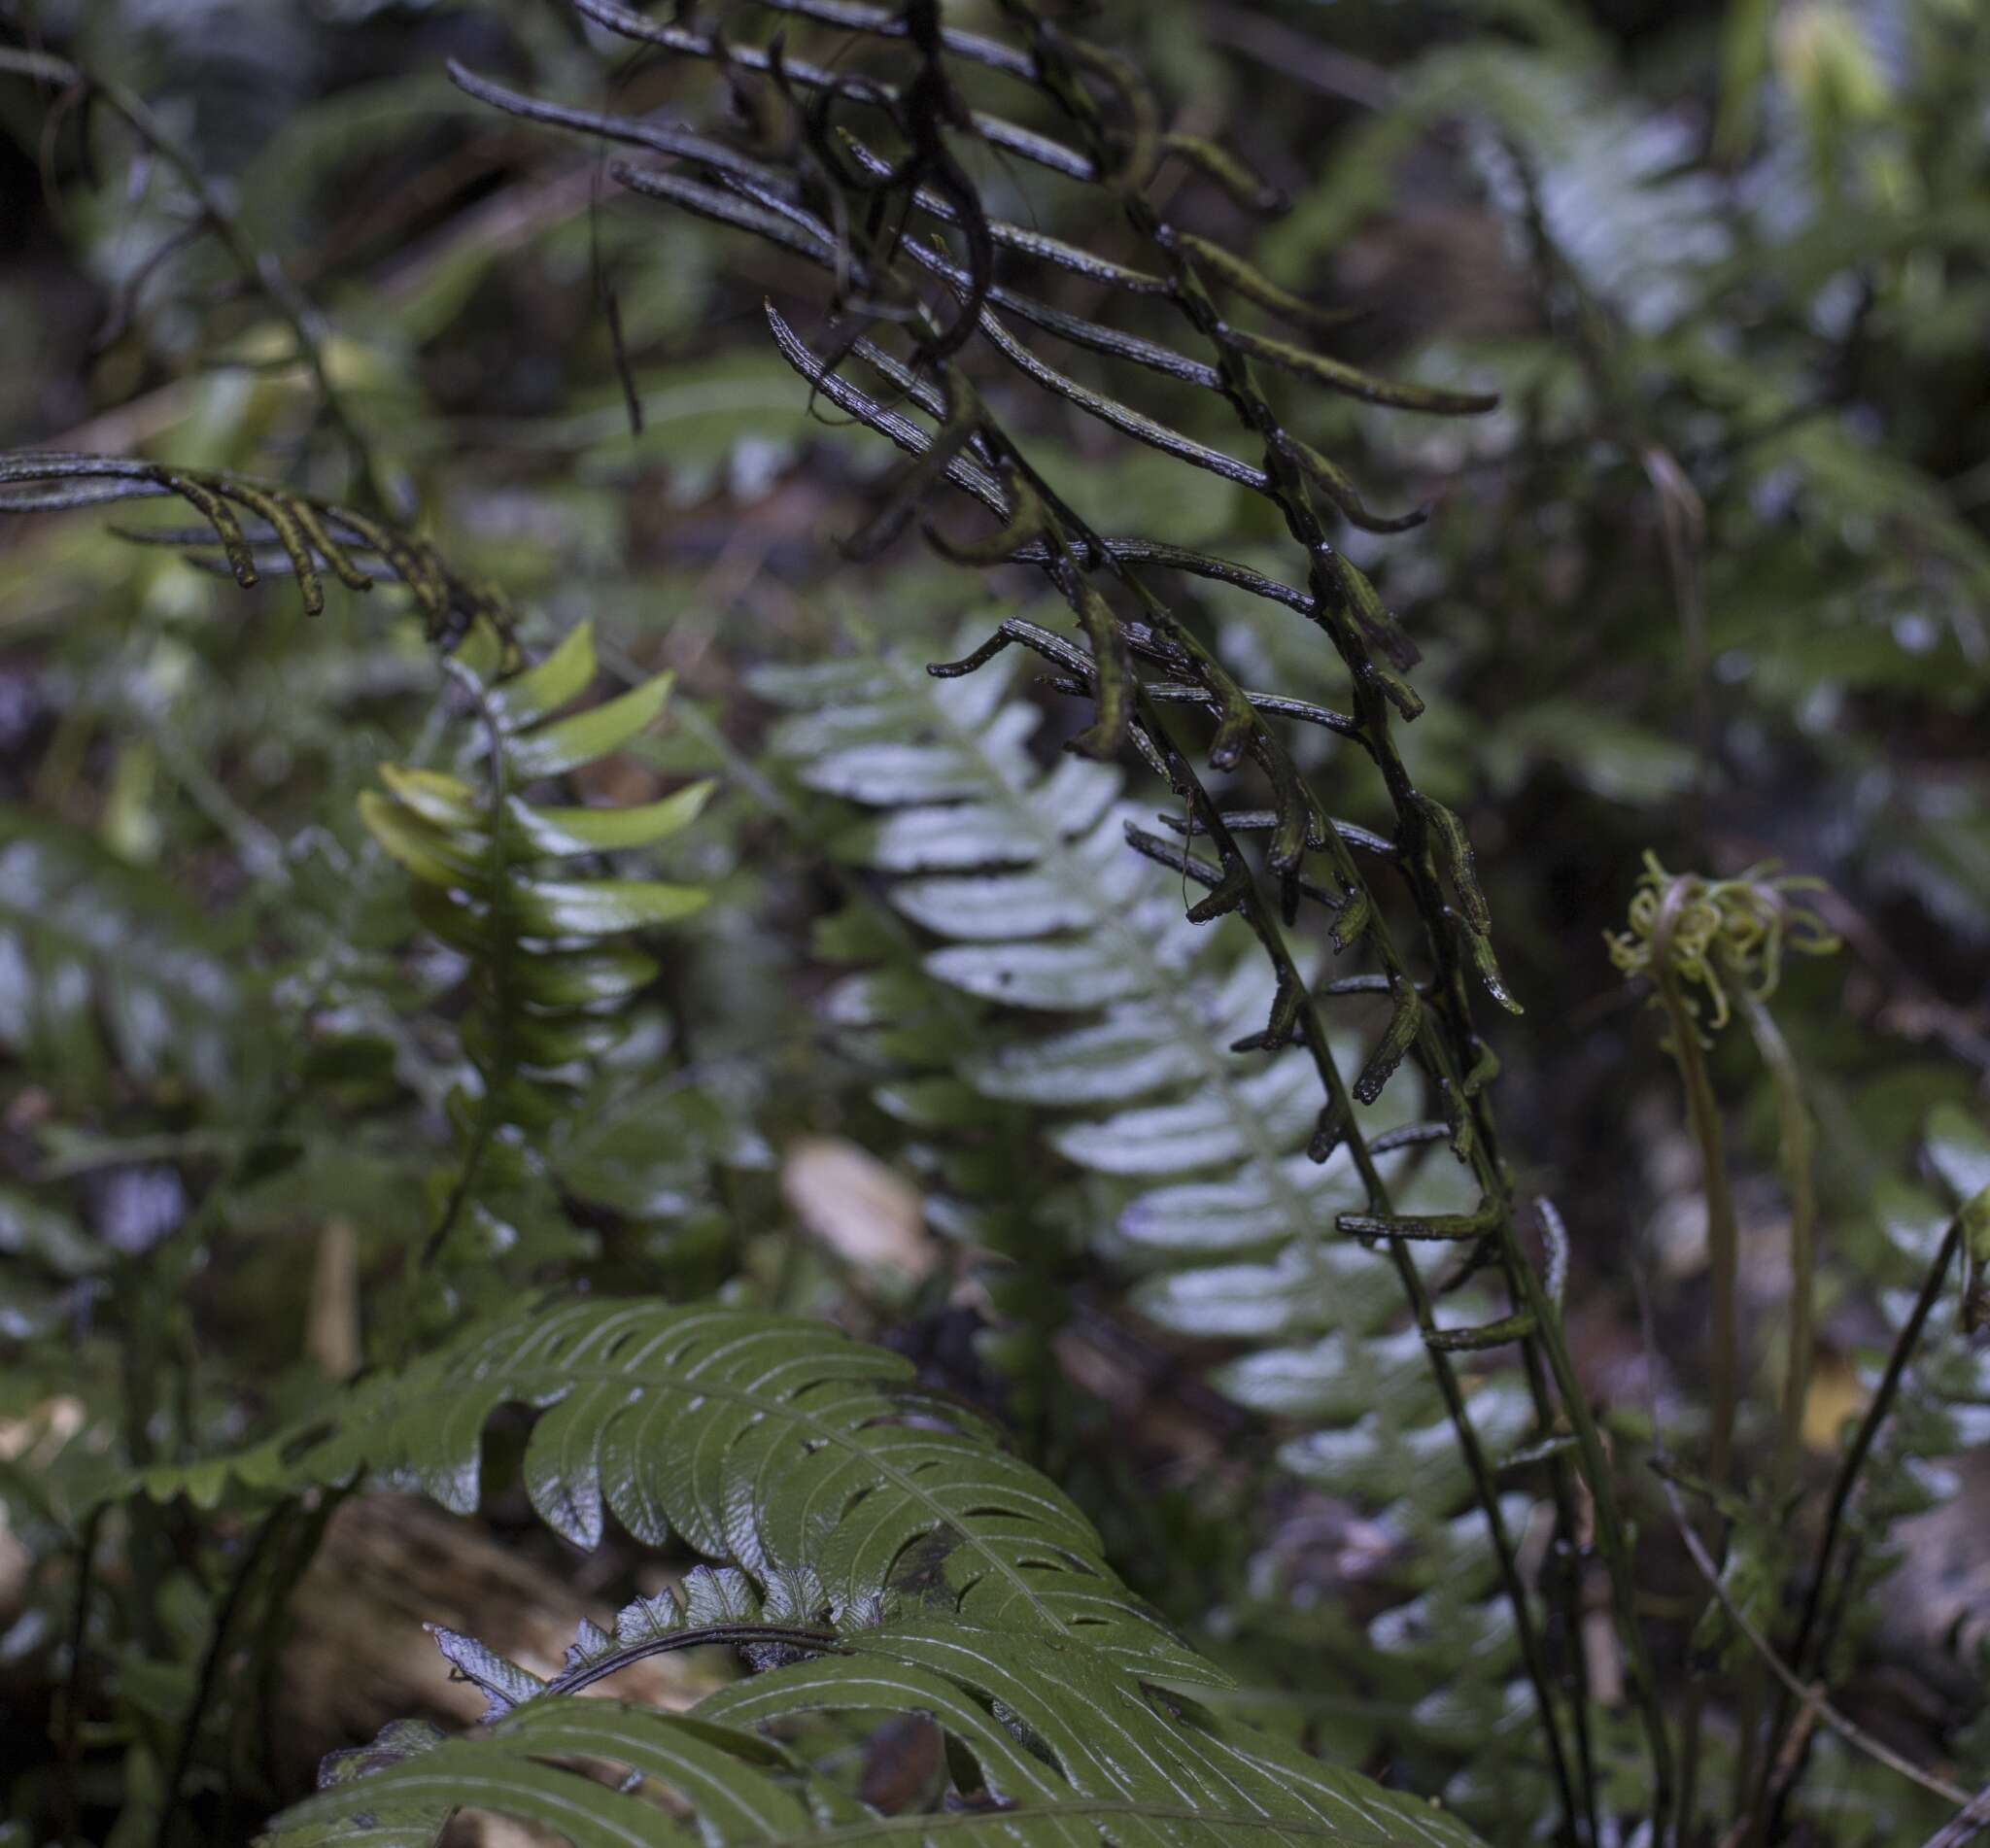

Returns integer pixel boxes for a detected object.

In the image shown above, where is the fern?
[353,615,710,1291]
[0,806,246,1105]
[209,1299,1487,1848]
[0,455,494,638]
[1801,1105,1990,1673]
[754,627,1548,1806]
[357,619,709,1103]
[0,514,725,1837]
[279,1691,1484,1848]
[456,6,1657,1835]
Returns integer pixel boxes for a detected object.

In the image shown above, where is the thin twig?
[1922,1784,1990,1848]
[1650,1455,1971,1810]
[1758,1204,1970,1834]
[0,47,395,512]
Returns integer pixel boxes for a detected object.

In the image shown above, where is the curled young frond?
[1606,850,1840,1036]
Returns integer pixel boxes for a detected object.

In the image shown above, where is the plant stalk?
[1647,891,1741,1848]
[1761,1205,1967,1838]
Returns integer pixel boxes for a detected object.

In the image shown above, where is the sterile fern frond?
[221,1299,1487,1848]
[275,1679,1489,1848]
[358,617,710,1275]
[185,1300,1204,1676]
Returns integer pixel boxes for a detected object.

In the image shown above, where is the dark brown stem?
[539,1624,842,1697]
[1759,1207,1967,1837]
[58,1508,103,1848]
[0,47,395,512]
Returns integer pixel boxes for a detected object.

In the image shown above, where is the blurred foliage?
[0,1,1986,1846]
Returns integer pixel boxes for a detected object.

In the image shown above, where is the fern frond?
[0,805,246,1103]
[754,636,1450,1260]
[0,452,505,643]
[753,628,1544,1795]
[229,1300,1486,1848]
[1809,1106,1990,1648]
[358,617,709,1273]
[187,1299,1203,1676]
[275,1679,1488,1848]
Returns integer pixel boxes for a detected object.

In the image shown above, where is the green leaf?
[513,876,708,936]
[351,617,710,1304]
[0,807,244,1100]
[0,1186,106,1277]
[272,1678,1489,1848]
[358,792,482,887]
[506,780,714,855]
[748,603,1528,1798]
[181,1300,1213,1681]
[503,673,676,781]
[376,765,481,831]
[242,1306,1490,1848]
[1927,1102,1990,1207]
[486,621,598,731]
[925,938,1169,1011]
[507,945,661,1009]
[1052,1054,1319,1177]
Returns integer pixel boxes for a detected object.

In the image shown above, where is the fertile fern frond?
[0,452,506,642]
[458,6,1664,1832]
[471,0,1544,1327]
[226,1300,1487,1848]
[358,617,710,1270]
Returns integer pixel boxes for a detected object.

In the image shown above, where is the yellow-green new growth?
[1605,850,1839,1037]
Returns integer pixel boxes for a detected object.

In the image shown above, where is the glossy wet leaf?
[514,876,708,936]
[503,673,677,781]
[236,1298,1489,1848]
[505,780,714,855]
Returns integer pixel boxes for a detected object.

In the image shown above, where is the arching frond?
[0,452,505,643]
[229,1300,1486,1848]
